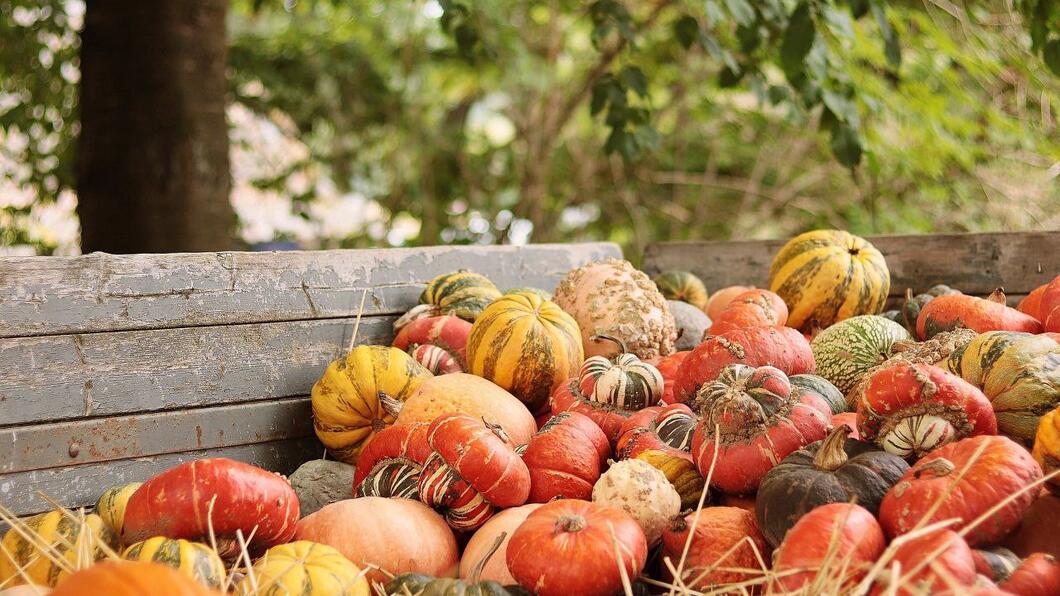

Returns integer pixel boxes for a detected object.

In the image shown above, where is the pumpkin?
[917,289,1042,340]
[49,561,220,596]
[552,258,677,360]
[633,449,708,510]
[0,511,117,588]
[392,315,472,367]
[1037,275,1060,332]
[660,507,770,589]
[771,503,886,592]
[705,285,755,320]
[591,459,681,546]
[122,538,225,590]
[1004,493,1060,559]
[521,412,609,503]
[420,270,502,322]
[614,403,696,459]
[667,300,712,351]
[832,412,860,438]
[690,364,832,494]
[756,424,909,547]
[122,458,298,558]
[768,230,891,331]
[1033,405,1060,494]
[578,335,664,412]
[466,291,583,413]
[460,504,542,585]
[652,350,690,405]
[973,547,1022,582]
[708,289,789,335]
[672,325,815,405]
[235,540,370,596]
[790,373,847,414]
[385,574,525,596]
[879,435,1043,546]
[409,344,464,374]
[900,285,962,334]
[311,345,432,463]
[549,377,633,444]
[94,482,141,534]
[352,422,431,499]
[1000,553,1060,596]
[418,414,530,531]
[946,331,1060,442]
[506,499,648,596]
[395,303,443,334]
[295,497,458,584]
[394,373,536,447]
[1018,283,1049,319]
[856,362,997,458]
[654,270,709,310]
[871,529,977,595]
[810,314,912,395]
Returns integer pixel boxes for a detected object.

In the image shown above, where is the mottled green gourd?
[122,537,227,589]
[653,271,709,310]
[421,270,502,322]
[810,315,911,395]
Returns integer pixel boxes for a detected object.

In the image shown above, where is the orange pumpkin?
[1042,275,1060,332]
[1001,553,1060,596]
[917,289,1041,340]
[705,285,755,320]
[459,504,542,585]
[660,507,770,589]
[50,561,220,596]
[708,289,788,335]
[772,503,885,592]
[871,529,976,595]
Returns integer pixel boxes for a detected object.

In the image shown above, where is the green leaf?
[829,119,863,167]
[718,65,744,88]
[673,15,699,49]
[870,1,901,68]
[767,85,791,105]
[620,66,649,98]
[724,0,756,27]
[822,6,854,39]
[701,31,740,72]
[781,2,816,82]
[1044,39,1060,76]
[821,89,858,125]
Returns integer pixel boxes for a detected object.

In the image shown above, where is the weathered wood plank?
[0,438,322,518]
[0,316,392,427]
[642,232,1060,298]
[0,243,621,338]
[0,397,313,475]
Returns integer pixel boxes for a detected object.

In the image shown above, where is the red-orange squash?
[614,403,696,460]
[871,529,977,595]
[1043,276,1060,332]
[659,507,770,589]
[917,289,1042,340]
[708,289,788,335]
[520,411,609,502]
[353,422,431,499]
[879,435,1043,547]
[705,285,754,320]
[771,503,886,592]
[1000,553,1060,596]
[506,499,648,596]
[50,561,220,596]
[652,350,690,405]
[392,315,472,368]
[1018,283,1049,319]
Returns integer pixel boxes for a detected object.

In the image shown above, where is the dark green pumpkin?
[653,270,709,310]
[900,285,960,334]
[385,574,530,596]
[755,424,909,547]
[790,373,847,414]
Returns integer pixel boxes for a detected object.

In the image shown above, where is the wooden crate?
[0,242,620,517]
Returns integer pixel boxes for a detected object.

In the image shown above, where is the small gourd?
[236,540,370,596]
[579,335,664,411]
[123,537,226,590]
[95,482,142,534]
[592,459,680,546]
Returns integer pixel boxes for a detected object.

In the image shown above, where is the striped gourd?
[466,291,583,413]
[420,270,502,322]
[653,271,709,310]
[579,335,664,411]
[811,315,911,395]
[768,230,891,331]
[237,541,371,596]
[122,537,226,589]
[634,449,706,510]
[94,481,141,533]
[311,345,432,463]
[0,511,118,587]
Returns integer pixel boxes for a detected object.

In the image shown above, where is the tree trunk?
[77,0,233,253]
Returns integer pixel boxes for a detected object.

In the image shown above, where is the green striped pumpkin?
[0,510,118,587]
[811,315,911,395]
[768,230,890,331]
[653,271,709,310]
[123,536,226,589]
[94,481,141,534]
[421,270,502,322]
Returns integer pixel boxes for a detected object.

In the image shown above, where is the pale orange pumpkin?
[705,285,756,320]
[459,504,542,585]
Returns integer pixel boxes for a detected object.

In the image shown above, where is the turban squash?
[353,421,431,499]
[393,314,471,374]
[651,350,690,405]
[466,291,583,414]
[519,411,609,503]
[615,402,696,459]
[0,510,118,588]
[768,229,891,332]
[653,270,709,310]
[419,270,502,322]
[705,285,755,320]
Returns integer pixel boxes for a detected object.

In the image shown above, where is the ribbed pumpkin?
[466,291,583,414]
[520,412,609,503]
[236,541,370,596]
[49,560,220,596]
[420,270,502,322]
[94,482,141,534]
[945,331,1060,442]
[0,511,118,588]
[634,449,707,510]
[122,537,225,590]
[811,315,911,395]
[311,345,432,463]
[768,230,891,331]
[653,270,709,310]
[1041,275,1060,332]
[578,335,664,412]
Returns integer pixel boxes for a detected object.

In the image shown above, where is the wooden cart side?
[0,242,621,517]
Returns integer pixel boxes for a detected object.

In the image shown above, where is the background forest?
[1,0,1058,259]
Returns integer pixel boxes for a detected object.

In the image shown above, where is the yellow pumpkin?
[634,449,707,510]
[466,291,584,413]
[1033,405,1060,495]
[768,230,890,331]
[0,511,118,588]
[311,345,432,463]
[122,537,225,590]
[94,482,141,534]
[236,541,370,596]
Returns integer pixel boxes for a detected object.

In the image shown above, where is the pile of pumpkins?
[5,229,1060,595]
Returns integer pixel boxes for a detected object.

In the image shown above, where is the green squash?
[385,574,530,596]
[653,270,709,310]
[900,285,960,334]
[810,315,912,395]
[790,373,847,414]
[420,270,502,322]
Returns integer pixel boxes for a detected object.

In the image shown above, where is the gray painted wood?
[0,397,313,474]
[0,315,393,427]
[642,231,1060,298]
[0,437,323,518]
[0,243,621,338]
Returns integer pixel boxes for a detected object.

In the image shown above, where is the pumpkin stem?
[378,391,404,419]
[813,425,851,471]
[987,288,1007,304]
[482,417,511,445]
[468,531,507,584]
[590,334,629,355]
[913,457,956,479]
[555,515,587,533]
[668,514,689,533]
